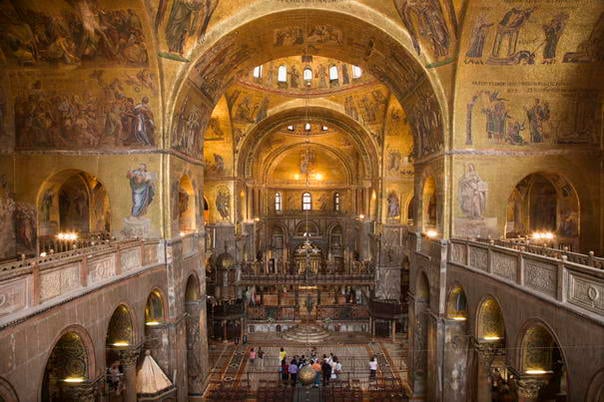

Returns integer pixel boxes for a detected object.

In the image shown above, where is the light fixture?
[111,341,130,347]
[179,231,186,237]
[425,230,438,239]
[40,252,47,257]
[63,377,86,383]
[254,217,260,222]
[145,321,161,327]
[314,173,323,181]
[531,231,555,241]
[359,214,365,220]
[482,335,501,341]
[57,232,79,241]
[525,369,550,375]
[451,316,467,321]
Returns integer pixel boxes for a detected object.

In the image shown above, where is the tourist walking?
[288,359,299,387]
[369,356,378,379]
[279,347,287,366]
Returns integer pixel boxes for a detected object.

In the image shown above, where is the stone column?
[517,376,548,402]
[475,341,499,402]
[222,320,228,341]
[391,320,396,342]
[186,300,204,397]
[119,347,141,402]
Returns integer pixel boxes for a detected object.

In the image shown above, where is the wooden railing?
[449,239,604,322]
[0,238,165,325]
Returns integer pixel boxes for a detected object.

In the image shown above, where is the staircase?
[280,324,332,344]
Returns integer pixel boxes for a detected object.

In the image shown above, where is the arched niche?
[185,274,201,303]
[406,195,416,226]
[446,285,468,321]
[37,170,111,245]
[144,289,166,327]
[0,377,19,402]
[422,176,437,232]
[295,220,320,237]
[178,175,196,235]
[202,195,210,224]
[518,322,568,397]
[476,296,505,343]
[505,172,580,249]
[41,330,92,402]
[416,271,430,303]
[105,304,135,384]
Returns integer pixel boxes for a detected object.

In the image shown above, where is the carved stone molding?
[474,340,503,369]
[62,381,97,402]
[517,377,548,399]
[118,347,142,368]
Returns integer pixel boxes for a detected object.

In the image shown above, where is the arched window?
[303,67,313,81]
[287,125,295,132]
[253,65,263,79]
[334,192,341,212]
[277,65,287,82]
[321,125,328,131]
[329,65,339,81]
[352,65,362,79]
[302,192,312,211]
[275,192,282,212]
[304,123,311,131]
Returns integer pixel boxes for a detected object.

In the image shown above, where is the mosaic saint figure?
[465,16,493,60]
[127,164,155,217]
[542,13,569,63]
[459,163,487,219]
[132,96,155,146]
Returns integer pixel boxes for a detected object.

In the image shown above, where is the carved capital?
[118,347,141,368]
[474,341,502,369]
[517,377,547,399]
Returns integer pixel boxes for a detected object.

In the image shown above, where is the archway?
[105,304,137,400]
[446,286,468,321]
[37,170,111,253]
[474,296,507,402]
[505,172,580,250]
[178,175,196,235]
[41,330,93,402]
[518,322,568,400]
[143,289,168,376]
[0,377,19,402]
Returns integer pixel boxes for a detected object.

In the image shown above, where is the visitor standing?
[322,358,332,386]
[369,356,378,379]
[280,359,289,383]
[331,356,341,381]
[258,347,264,368]
[279,347,287,366]
[249,347,256,365]
[289,359,299,387]
[312,359,322,388]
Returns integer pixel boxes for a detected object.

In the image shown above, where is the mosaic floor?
[203,332,410,400]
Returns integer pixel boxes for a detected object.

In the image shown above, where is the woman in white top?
[369,356,378,379]
[331,356,342,380]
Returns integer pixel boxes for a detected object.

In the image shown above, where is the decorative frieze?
[450,242,467,265]
[492,252,517,281]
[567,271,603,315]
[39,263,81,302]
[468,246,488,271]
[120,248,141,272]
[524,261,557,297]
[88,256,116,284]
[0,277,28,316]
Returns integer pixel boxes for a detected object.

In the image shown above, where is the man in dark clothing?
[322,359,332,386]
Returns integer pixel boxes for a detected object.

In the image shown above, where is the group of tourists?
[276,348,343,387]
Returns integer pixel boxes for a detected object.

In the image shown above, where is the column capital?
[118,346,142,368]
[516,376,548,399]
[474,339,503,369]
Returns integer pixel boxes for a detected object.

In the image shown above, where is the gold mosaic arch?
[185,273,201,302]
[446,285,468,320]
[475,296,505,341]
[106,304,135,346]
[145,288,166,324]
[169,8,448,161]
[518,320,565,374]
[236,106,381,181]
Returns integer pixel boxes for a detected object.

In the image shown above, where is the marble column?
[474,341,499,402]
[185,300,204,396]
[119,347,141,402]
[517,376,548,402]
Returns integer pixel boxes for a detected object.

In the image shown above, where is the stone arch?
[36,169,111,251]
[504,171,580,250]
[106,304,135,347]
[170,7,448,163]
[295,220,320,237]
[416,270,430,303]
[585,368,604,402]
[475,295,506,342]
[185,273,201,303]
[41,326,96,402]
[446,284,468,321]
[0,377,19,402]
[421,175,438,233]
[517,319,569,398]
[144,288,167,325]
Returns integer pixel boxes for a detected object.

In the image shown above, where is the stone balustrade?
[449,239,604,322]
[0,238,165,326]
[238,273,375,286]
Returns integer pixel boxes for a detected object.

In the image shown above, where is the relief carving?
[40,264,81,301]
[524,260,557,297]
[469,246,488,271]
[492,252,517,281]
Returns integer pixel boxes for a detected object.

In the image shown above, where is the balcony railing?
[0,238,165,326]
[238,273,375,285]
[449,238,604,322]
